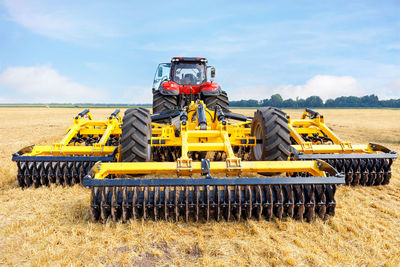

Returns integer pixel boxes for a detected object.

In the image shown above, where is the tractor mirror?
[211,67,216,78]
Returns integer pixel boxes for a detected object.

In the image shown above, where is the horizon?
[0,93,398,106]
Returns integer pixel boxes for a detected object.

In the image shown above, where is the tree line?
[230,94,400,108]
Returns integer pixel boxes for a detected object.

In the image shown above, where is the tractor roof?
[171,57,207,63]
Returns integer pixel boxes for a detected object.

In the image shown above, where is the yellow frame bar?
[90,160,327,179]
[291,144,376,154]
[26,145,117,156]
[289,109,376,154]
[24,110,122,156]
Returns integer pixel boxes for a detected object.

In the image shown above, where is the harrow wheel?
[250,107,291,176]
[325,158,394,186]
[121,108,151,163]
[89,183,338,223]
[294,157,394,186]
[15,160,99,188]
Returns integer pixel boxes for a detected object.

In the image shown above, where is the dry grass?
[0,108,399,266]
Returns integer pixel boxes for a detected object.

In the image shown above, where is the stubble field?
[0,108,399,266]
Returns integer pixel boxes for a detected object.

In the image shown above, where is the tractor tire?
[152,90,178,114]
[124,107,149,116]
[203,90,229,112]
[250,107,291,176]
[121,108,151,163]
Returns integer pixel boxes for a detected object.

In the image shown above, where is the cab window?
[172,63,206,85]
[152,63,171,90]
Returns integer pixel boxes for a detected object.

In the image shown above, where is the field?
[0,108,399,266]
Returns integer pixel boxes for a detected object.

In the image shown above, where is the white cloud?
[138,35,268,59]
[385,79,400,98]
[390,80,400,91]
[230,75,366,101]
[286,75,365,100]
[121,86,152,104]
[0,65,107,103]
[1,0,118,43]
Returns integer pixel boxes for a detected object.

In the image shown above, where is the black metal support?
[151,110,181,122]
[223,112,251,121]
[294,153,397,160]
[197,101,207,130]
[82,176,345,187]
[201,159,212,178]
[109,109,120,119]
[305,108,322,119]
[215,106,226,125]
[12,147,118,162]
[75,109,90,119]
[12,154,115,162]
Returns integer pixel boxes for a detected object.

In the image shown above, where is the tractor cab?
[171,57,207,85]
[152,57,216,95]
[152,57,227,114]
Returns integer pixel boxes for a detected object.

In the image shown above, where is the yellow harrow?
[82,101,344,222]
[12,107,397,190]
[12,109,121,187]
[289,109,397,186]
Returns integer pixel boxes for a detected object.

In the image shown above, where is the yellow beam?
[78,129,121,135]
[288,121,305,145]
[98,120,120,145]
[60,124,81,145]
[294,128,320,134]
[187,130,221,138]
[26,145,116,156]
[291,144,375,154]
[187,143,226,151]
[90,160,327,179]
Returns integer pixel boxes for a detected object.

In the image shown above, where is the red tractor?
[152,57,229,113]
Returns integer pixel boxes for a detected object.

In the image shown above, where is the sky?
[0,0,399,103]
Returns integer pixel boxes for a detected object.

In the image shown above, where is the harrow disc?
[322,158,393,186]
[294,154,395,186]
[16,160,96,188]
[13,152,117,188]
[84,177,342,223]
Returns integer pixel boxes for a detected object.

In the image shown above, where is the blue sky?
[0,0,399,103]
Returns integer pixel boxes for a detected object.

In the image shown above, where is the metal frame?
[87,101,340,180]
[289,108,397,157]
[82,176,344,187]
[82,103,346,223]
[12,109,122,158]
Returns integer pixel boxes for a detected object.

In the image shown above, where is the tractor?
[152,57,229,113]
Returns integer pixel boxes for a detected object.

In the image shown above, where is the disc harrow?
[12,109,121,188]
[84,177,340,223]
[294,154,395,186]
[83,103,345,223]
[15,154,116,188]
[289,108,397,186]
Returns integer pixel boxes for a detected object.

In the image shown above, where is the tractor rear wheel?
[250,107,291,176]
[203,90,229,112]
[152,90,178,114]
[121,108,151,163]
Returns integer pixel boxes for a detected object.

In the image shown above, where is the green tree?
[269,94,283,107]
[304,96,323,107]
